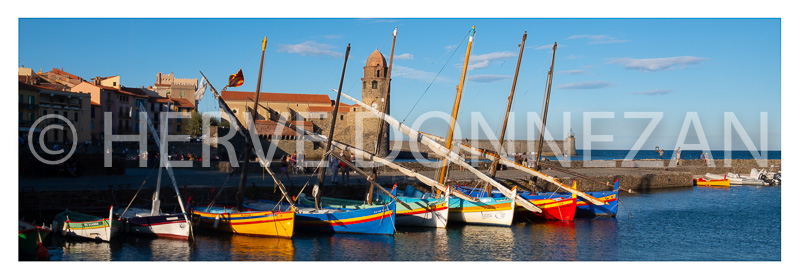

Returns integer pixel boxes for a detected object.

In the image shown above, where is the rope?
[618,198,633,218]
[119,160,161,218]
[401,29,471,123]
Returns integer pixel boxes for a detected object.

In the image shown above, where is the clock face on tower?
[371,102,378,109]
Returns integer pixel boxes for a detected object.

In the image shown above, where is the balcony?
[18,103,38,110]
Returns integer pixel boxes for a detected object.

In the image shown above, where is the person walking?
[330,155,340,184]
[339,152,349,184]
[280,155,291,181]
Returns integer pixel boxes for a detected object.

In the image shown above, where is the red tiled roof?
[33,83,70,92]
[48,68,81,80]
[19,81,40,91]
[91,101,100,106]
[221,91,332,104]
[171,97,195,108]
[83,82,144,98]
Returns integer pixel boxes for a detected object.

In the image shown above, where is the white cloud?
[632,89,674,96]
[558,70,587,75]
[462,51,515,70]
[277,41,343,58]
[444,44,458,51]
[534,44,553,50]
[394,53,414,60]
[608,56,709,71]
[567,34,628,44]
[392,65,451,83]
[467,60,490,70]
[467,74,512,83]
[323,34,342,39]
[557,81,615,90]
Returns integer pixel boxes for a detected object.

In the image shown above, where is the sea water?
[52,186,780,261]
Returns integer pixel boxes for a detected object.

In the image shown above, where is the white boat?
[116,102,192,240]
[704,168,766,186]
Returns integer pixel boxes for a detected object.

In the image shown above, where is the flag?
[194,77,208,101]
[228,69,244,87]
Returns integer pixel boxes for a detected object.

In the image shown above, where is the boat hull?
[191,206,294,238]
[252,198,397,235]
[54,209,120,242]
[448,197,515,226]
[395,198,448,228]
[123,214,191,240]
[694,178,731,187]
[19,221,52,260]
[517,196,577,221]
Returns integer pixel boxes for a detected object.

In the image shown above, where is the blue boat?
[244,186,396,235]
[540,179,620,217]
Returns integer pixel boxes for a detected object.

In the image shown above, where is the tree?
[186,111,203,138]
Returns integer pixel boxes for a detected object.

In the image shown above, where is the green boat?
[54,206,121,242]
[18,220,51,260]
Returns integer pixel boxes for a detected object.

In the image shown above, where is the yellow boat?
[191,205,294,238]
[694,177,731,187]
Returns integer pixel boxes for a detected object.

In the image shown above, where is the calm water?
[52,186,780,261]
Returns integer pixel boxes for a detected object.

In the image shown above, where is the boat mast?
[367,27,397,204]
[489,31,527,187]
[315,44,351,210]
[534,42,557,170]
[236,36,268,212]
[438,26,476,185]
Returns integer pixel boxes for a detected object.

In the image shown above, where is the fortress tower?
[361,49,390,156]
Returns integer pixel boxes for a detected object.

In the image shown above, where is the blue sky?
[17,18,781,150]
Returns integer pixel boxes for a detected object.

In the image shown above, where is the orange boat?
[694,177,731,187]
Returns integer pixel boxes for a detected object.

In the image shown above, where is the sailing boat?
[115,101,193,239]
[245,44,397,235]
[364,26,451,228]
[54,206,120,242]
[190,37,295,238]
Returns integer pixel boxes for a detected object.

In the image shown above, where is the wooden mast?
[489,31,527,188]
[236,36,267,212]
[438,26,476,185]
[534,42,557,170]
[315,44,351,210]
[367,27,397,205]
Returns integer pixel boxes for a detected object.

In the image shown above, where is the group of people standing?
[277,151,357,185]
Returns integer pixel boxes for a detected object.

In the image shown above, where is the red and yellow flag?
[228,69,244,87]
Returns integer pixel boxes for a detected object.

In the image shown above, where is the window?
[43,110,47,115]
[371,81,377,89]
[28,96,35,106]
[19,94,23,103]
[91,121,94,130]
[74,112,78,122]
[377,70,380,77]
[363,81,366,89]
[340,115,344,120]
[181,91,185,98]
[177,124,181,132]
[107,92,110,100]
[19,111,23,123]
[106,106,111,112]
[113,82,116,86]
[91,107,95,118]
[151,102,154,111]
[29,112,35,123]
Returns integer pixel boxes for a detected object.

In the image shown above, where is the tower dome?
[366,49,386,68]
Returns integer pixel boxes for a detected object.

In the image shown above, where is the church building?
[219,50,391,158]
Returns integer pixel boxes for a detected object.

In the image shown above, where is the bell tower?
[361,49,390,156]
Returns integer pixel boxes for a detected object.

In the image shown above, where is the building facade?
[217,50,391,158]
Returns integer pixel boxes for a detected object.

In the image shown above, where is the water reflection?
[293,233,394,261]
[575,218,618,260]
[61,240,111,261]
[393,227,450,260]
[443,224,515,260]
[228,234,294,261]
